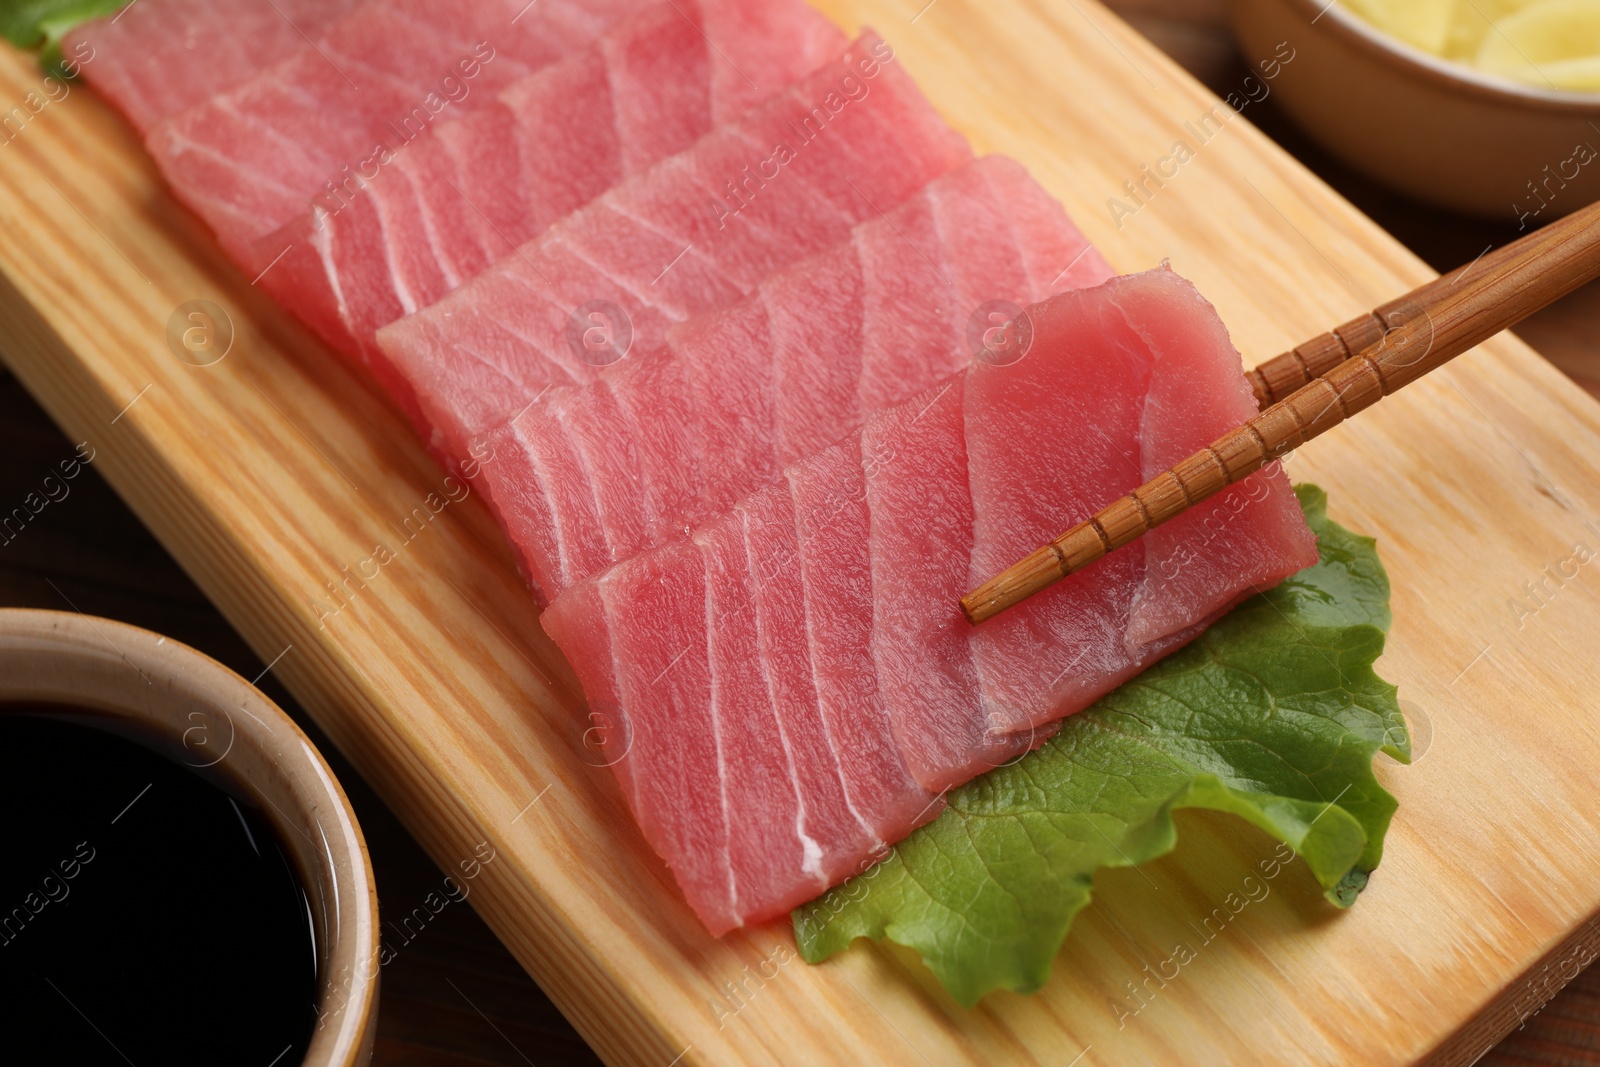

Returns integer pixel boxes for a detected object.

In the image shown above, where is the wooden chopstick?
[961,198,1600,625]
[1245,219,1577,409]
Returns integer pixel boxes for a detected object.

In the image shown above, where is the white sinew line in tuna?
[475,156,1115,602]
[252,0,845,386]
[146,0,656,263]
[540,268,1320,935]
[378,32,973,456]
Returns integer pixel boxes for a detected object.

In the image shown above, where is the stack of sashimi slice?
[254,0,847,379]
[76,0,1320,935]
[471,155,1115,601]
[375,30,969,436]
[545,269,1317,930]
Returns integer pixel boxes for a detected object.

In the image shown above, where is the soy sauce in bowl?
[0,706,318,1064]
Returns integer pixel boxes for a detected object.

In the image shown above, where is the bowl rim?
[0,607,379,1067]
[1275,0,1600,109]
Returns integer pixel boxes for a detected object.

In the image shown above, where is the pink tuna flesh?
[146,0,655,263]
[540,267,1319,933]
[378,32,972,457]
[252,0,844,402]
[67,0,364,134]
[475,156,1111,601]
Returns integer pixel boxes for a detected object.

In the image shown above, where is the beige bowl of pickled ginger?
[1229,0,1600,220]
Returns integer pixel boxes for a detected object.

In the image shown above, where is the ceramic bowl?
[0,608,378,1066]
[1229,0,1600,221]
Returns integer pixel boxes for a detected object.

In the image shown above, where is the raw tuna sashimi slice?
[863,375,1040,786]
[564,546,744,933]
[958,275,1316,739]
[479,156,1112,601]
[253,0,844,382]
[379,31,972,458]
[544,453,944,935]
[540,267,1319,933]
[66,0,364,134]
[146,0,654,262]
[1125,309,1321,652]
[785,443,950,848]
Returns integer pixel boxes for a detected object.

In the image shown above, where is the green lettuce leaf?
[793,485,1406,1006]
[1,0,128,77]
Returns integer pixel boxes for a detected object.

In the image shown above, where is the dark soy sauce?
[0,706,318,1065]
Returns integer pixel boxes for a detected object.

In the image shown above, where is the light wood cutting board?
[3,1,1600,1063]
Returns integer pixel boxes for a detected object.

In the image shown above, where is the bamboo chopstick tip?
[959,596,990,626]
[961,545,1067,625]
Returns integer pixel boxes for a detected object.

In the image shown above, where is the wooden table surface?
[4,2,1600,1064]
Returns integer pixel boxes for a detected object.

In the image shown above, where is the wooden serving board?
[4,1,1600,1063]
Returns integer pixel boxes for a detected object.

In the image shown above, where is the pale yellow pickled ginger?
[1344,0,1600,91]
